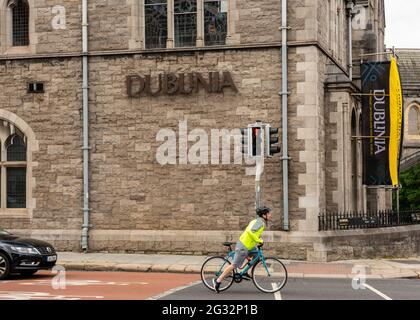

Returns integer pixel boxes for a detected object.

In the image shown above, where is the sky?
[385,0,420,48]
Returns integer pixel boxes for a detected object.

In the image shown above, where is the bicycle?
[201,242,288,293]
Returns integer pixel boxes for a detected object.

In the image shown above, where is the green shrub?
[399,164,420,209]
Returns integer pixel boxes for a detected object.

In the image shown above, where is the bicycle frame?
[224,247,269,277]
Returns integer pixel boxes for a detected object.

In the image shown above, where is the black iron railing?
[318,209,420,231]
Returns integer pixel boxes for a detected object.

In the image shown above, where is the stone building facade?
[397,49,420,168]
[0,0,418,261]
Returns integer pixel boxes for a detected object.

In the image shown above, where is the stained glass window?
[145,0,168,49]
[204,0,227,46]
[10,0,30,47]
[408,106,420,136]
[174,0,197,47]
[7,168,26,208]
[0,128,27,210]
[6,135,27,161]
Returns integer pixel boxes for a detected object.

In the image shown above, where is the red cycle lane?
[0,271,200,300]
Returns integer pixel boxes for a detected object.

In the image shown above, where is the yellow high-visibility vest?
[239,218,265,250]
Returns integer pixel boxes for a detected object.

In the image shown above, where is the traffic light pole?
[255,157,263,210]
[242,122,280,213]
[255,124,264,210]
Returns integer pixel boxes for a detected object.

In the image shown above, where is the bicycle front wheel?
[201,256,234,292]
[252,257,287,293]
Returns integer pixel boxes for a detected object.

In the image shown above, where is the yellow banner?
[389,57,403,187]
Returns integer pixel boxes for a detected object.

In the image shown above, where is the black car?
[0,229,57,280]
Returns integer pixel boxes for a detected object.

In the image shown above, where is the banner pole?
[352,136,391,140]
[351,93,390,97]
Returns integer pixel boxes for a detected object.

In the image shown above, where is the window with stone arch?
[0,111,37,218]
[0,123,27,209]
[141,0,229,49]
[0,0,34,54]
[407,104,420,136]
[9,0,30,47]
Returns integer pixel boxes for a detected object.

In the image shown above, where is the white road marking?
[147,280,202,300]
[362,284,392,300]
[16,280,148,286]
[272,283,282,300]
[0,291,104,300]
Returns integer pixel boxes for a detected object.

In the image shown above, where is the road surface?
[0,271,419,300]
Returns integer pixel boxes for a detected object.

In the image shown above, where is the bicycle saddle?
[222,242,235,247]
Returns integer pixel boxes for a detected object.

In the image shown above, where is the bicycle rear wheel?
[201,256,234,292]
[252,257,287,293]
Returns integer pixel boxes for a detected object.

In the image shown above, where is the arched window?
[4,134,27,209]
[8,0,30,47]
[1,130,27,209]
[0,111,36,217]
[6,134,27,161]
[408,105,420,136]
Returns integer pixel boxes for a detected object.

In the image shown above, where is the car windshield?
[0,229,10,235]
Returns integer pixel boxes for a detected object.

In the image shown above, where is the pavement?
[56,252,420,280]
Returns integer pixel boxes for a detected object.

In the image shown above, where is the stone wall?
[316,0,350,68]
[319,225,420,261]
[0,0,348,55]
[9,225,420,262]
[324,92,339,211]
[88,48,284,232]
[0,0,82,54]
[0,45,334,253]
[352,0,386,63]
[0,58,83,230]
[0,48,292,233]
[35,0,82,54]
[89,0,131,51]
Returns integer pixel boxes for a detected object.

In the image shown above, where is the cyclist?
[212,206,272,293]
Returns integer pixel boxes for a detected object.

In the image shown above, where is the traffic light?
[242,122,279,158]
[240,125,263,157]
[266,126,281,157]
[251,125,263,157]
[240,128,249,156]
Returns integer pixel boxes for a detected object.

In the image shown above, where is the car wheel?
[0,252,11,280]
[19,270,38,277]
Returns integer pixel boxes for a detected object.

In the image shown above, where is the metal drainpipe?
[81,0,90,252]
[346,0,355,81]
[281,0,290,231]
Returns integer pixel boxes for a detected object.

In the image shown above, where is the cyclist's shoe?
[212,278,221,293]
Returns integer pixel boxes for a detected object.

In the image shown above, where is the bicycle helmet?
[256,206,271,217]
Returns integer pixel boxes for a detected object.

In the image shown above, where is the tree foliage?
[399,164,420,209]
